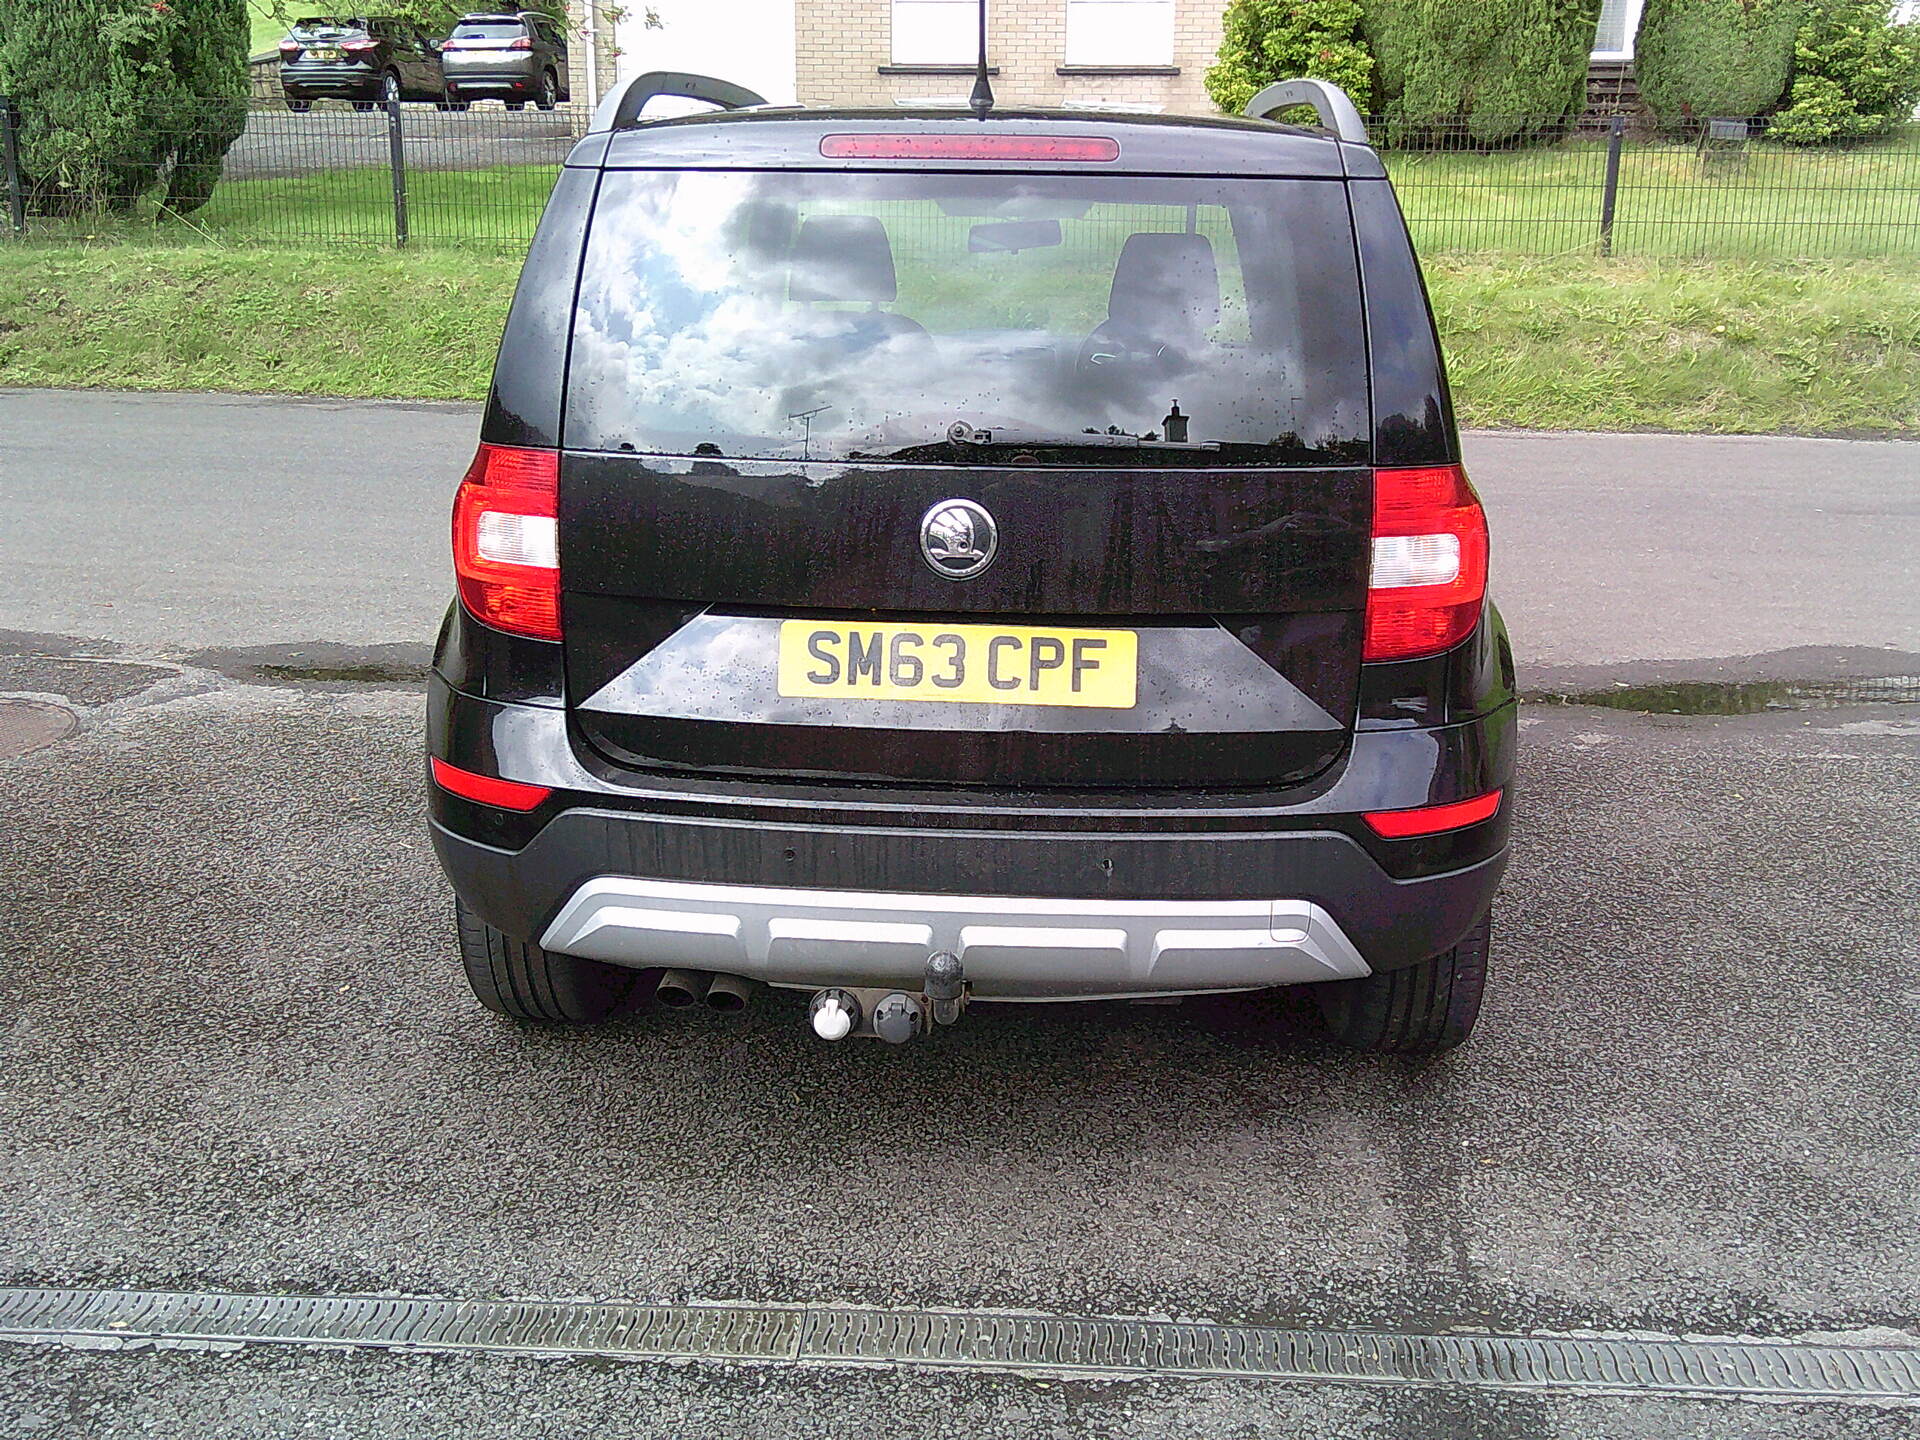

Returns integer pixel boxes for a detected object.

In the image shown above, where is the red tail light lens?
[1364,464,1489,662]
[819,134,1121,161]
[1364,789,1503,838]
[279,40,302,55]
[452,443,561,640]
[342,37,378,52]
[508,35,534,49]
[430,757,552,811]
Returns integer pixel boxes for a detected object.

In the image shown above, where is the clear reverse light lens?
[1370,533,1461,589]
[475,511,557,570]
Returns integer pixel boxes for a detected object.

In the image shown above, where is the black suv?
[428,73,1516,1054]
[279,16,447,112]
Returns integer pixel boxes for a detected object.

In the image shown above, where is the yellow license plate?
[777,621,1138,709]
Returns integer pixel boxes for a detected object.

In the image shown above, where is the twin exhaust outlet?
[652,954,968,1045]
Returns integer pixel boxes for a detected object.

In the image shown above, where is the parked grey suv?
[441,11,570,111]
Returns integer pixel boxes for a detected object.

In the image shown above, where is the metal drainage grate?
[3,1288,1919,1403]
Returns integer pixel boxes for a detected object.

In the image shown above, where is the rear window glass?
[566,170,1367,467]
[451,20,529,38]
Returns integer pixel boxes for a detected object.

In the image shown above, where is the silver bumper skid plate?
[539,878,1370,999]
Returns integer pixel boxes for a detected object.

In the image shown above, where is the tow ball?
[809,951,967,1045]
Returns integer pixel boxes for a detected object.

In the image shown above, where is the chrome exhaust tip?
[655,969,710,1009]
[704,973,755,1013]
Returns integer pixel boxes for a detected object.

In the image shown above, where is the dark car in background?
[279,16,449,112]
[440,11,570,111]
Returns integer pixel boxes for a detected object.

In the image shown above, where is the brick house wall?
[796,0,1225,116]
[564,0,621,108]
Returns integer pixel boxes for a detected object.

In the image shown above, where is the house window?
[1065,0,1174,66]
[892,0,979,65]
[1591,0,1645,60]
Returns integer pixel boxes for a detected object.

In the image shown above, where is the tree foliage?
[255,0,568,36]
[1635,0,1803,125]
[1204,0,1374,117]
[1768,0,1920,143]
[0,0,250,217]
[1360,0,1600,144]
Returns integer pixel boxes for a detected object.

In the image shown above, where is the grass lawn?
[247,2,289,57]
[2,246,1915,436]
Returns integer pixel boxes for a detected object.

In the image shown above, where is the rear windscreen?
[565,170,1368,467]
[451,21,529,38]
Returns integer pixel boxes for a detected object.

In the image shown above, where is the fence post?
[1,96,26,238]
[385,90,409,248]
[1598,115,1625,258]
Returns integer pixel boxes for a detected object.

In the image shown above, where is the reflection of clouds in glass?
[568,171,1358,460]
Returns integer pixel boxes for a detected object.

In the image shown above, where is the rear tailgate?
[555,149,1372,789]
[562,454,1368,787]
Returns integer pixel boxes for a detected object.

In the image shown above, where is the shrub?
[1636,0,1803,126]
[1205,0,1374,117]
[1362,0,1600,145]
[1768,0,1920,144]
[0,0,248,218]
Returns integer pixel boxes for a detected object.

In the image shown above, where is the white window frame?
[1591,0,1646,61]
[891,0,980,66]
[1064,0,1175,67]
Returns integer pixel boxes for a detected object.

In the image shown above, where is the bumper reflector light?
[430,757,552,812]
[1363,789,1503,839]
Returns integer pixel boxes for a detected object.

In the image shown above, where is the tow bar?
[809,951,967,1045]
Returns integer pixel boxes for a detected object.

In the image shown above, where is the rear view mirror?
[967,219,1063,254]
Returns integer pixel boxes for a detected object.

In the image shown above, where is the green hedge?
[1636,0,1803,125]
[1769,0,1920,144]
[1362,0,1600,144]
[0,0,249,217]
[1204,0,1374,117]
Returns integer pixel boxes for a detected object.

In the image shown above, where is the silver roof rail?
[1243,79,1368,145]
[587,71,770,135]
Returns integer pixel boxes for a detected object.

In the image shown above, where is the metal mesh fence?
[1,97,1916,259]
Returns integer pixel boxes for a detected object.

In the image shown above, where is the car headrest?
[788,215,898,304]
[1106,232,1220,335]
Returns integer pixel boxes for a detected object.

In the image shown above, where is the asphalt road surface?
[221,103,582,181]
[2,389,1918,1438]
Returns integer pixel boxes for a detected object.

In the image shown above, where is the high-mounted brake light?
[452,443,561,640]
[1364,464,1489,662]
[1364,789,1503,839]
[430,757,552,811]
[819,134,1121,162]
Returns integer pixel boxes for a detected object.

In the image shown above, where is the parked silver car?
[439,11,570,111]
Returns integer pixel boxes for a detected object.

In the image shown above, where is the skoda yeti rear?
[428,81,1517,1054]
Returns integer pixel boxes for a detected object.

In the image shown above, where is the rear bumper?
[281,66,379,98]
[444,68,537,91]
[428,667,1514,996]
[538,879,1373,999]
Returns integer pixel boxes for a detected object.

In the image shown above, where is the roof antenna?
[968,0,994,118]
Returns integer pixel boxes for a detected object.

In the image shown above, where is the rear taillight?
[452,443,561,640]
[430,757,552,811]
[508,35,534,49]
[1364,789,1503,838]
[342,36,378,52]
[279,40,301,56]
[1364,464,1488,662]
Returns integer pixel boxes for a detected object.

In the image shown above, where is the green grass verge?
[1,247,1915,436]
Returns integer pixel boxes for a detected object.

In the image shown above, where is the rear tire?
[1313,911,1490,1055]
[455,897,636,1024]
[535,69,558,110]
